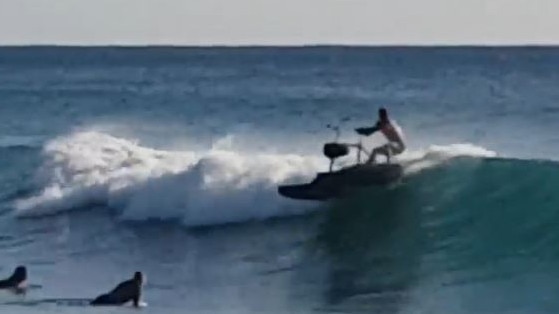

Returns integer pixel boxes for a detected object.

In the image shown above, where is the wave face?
[414,156,559,272]
[401,156,559,268]
[315,156,559,312]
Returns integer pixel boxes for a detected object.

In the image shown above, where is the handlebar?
[324,125,370,167]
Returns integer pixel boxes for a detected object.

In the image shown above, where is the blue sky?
[0,0,557,45]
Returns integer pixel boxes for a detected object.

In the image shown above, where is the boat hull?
[278,164,403,201]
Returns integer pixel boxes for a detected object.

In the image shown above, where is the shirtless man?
[0,266,27,291]
[90,271,145,307]
[355,108,406,164]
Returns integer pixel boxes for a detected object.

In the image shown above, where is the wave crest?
[14,131,498,227]
[14,131,321,226]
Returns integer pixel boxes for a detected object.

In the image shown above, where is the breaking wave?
[13,131,499,227]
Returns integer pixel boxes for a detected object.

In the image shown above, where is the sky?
[0,0,558,45]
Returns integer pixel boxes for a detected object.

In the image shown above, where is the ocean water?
[0,46,559,313]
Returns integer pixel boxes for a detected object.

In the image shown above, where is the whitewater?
[12,130,495,225]
[1,46,559,314]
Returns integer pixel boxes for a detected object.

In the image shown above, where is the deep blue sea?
[0,46,559,314]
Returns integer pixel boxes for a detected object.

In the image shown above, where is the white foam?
[14,131,322,226]
[398,143,497,175]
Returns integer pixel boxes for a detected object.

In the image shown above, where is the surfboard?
[2,298,147,308]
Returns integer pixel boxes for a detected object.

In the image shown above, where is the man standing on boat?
[355,107,406,164]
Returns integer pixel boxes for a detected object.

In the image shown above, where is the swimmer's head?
[378,107,388,122]
[133,272,145,286]
[12,266,27,283]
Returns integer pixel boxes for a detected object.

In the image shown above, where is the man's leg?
[387,142,406,163]
[390,142,405,161]
[91,294,114,305]
[368,145,390,164]
[366,148,376,164]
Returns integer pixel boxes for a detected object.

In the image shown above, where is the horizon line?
[1,43,559,49]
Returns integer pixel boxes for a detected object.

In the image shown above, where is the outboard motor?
[323,143,349,172]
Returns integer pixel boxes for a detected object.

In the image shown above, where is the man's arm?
[355,122,380,136]
[132,287,141,308]
[0,280,9,289]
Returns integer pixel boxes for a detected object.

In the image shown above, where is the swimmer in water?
[0,266,27,293]
[90,271,145,307]
[355,107,406,164]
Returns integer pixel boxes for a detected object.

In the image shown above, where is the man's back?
[378,119,405,146]
[108,279,140,303]
[90,278,141,306]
